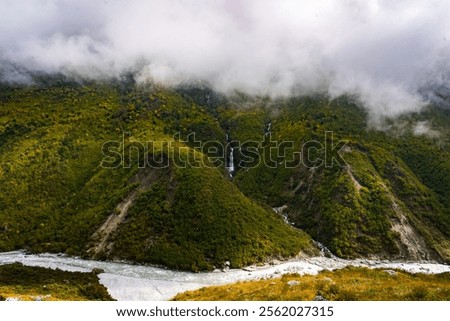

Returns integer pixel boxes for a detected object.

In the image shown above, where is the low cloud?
[413,121,440,138]
[1,0,450,123]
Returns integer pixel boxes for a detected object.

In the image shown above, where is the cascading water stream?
[226,133,235,177]
[265,121,272,136]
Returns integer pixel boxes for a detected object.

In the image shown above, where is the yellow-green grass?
[0,284,96,301]
[173,266,450,301]
[0,263,113,301]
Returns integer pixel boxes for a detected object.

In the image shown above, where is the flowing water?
[227,147,235,176]
[0,251,449,301]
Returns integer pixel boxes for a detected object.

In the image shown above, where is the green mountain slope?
[0,80,315,271]
[220,96,450,262]
[1,78,449,269]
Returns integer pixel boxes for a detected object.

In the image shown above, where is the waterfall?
[226,133,235,177]
[264,121,272,136]
[227,147,235,177]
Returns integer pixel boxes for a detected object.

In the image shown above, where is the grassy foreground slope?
[0,263,112,301]
[0,79,315,271]
[173,266,450,301]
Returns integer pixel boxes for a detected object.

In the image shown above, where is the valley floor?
[1,251,449,301]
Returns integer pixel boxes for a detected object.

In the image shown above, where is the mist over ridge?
[1,0,450,124]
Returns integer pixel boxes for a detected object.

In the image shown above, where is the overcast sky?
[1,0,449,123]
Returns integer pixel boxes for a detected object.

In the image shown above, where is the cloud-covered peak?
[1,0,450,122]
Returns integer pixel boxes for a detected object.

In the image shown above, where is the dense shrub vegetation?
[0,77,449,271]
[0,80,315,271]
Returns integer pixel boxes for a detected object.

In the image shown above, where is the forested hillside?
[0,77,449,270]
